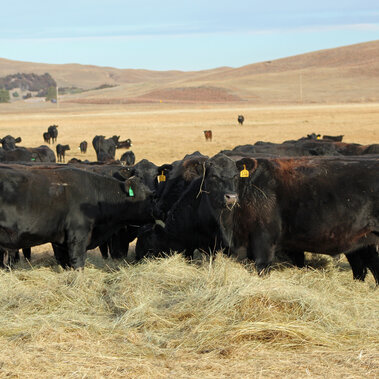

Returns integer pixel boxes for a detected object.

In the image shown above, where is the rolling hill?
[0,40,378,104]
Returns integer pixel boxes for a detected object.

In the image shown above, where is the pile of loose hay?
[0,252,377,377]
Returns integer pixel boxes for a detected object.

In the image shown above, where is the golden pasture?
[0,101,378,378]
[0,101,378,164]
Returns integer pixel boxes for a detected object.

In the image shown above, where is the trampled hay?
[0,253,377,377]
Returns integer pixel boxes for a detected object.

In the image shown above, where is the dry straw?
[0,251,377,378]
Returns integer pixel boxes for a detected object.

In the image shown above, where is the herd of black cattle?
[0,123,378,285]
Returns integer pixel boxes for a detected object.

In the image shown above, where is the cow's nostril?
[224,193,238,206]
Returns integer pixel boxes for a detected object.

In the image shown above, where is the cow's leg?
[134,238,146,261]
[184,247,194,260]
[248,230,277,275]
[359,245,379,285]
[12,250,20,264]
[122,226,139,256]
[288,249,305,268]
[109,232,127,259]
[22,247,31,260]
[99,243,109,259]
[345,251,367,281]
[52,243,70,268]
[0,248,5,268]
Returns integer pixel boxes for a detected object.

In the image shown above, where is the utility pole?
[299,73,303,103]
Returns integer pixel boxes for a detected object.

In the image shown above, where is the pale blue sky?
[0,0,378,70]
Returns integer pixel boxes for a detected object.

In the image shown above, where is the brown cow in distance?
[204,130,212,141]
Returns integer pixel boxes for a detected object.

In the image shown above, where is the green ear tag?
[128,187,134,197]
[31,158,36,161]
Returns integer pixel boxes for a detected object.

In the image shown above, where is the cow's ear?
[15,137,22,143]
[114,167,132,180]
[157,164,173,173]
[157,164,173,183]
[123,176,137,197]
[0,138,3,143]
[183,157,207,181]
[236,158,257,177]
[123,176,151,200]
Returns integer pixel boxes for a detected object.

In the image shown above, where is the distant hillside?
[0,72,56,92]
[0,72,57,101]
[0,40,378,104]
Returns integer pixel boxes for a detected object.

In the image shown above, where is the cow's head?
[130,158,158,194]
[111,135,120,144]
[0,135,22,150]
[121,175,155,223]
[203,154,240,210]
[153,152,208,221]
[200,154,241,248]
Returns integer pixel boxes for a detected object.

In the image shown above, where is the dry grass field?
[0,101,378,377]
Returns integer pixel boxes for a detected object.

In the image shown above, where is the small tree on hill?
[46,86,57,101]
[0,89,10,103]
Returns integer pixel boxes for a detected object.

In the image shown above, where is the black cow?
[99,158,158,260]
[222,142,379,276]
[362,144,379,155]
[56,144,70,162]
[306,133,321,140]
[322,135,344,142]
[92,135,119,161]
[0,145,56,163]
[231,138,379,157]
[120,151,135,166]
[153,151,208,222]
[48,125,58,143]
[68,158,157,261]
[79,141,88,154]
[43,132,51,144]
[0,135,22,150]
[56,143,70,162]
[117,138,132,149]
[136,154,235,260]
[203,155,379,283]
[229,140,342,157]
[237,115,244,125]
[136,152,209,259]
[0,164,153,269]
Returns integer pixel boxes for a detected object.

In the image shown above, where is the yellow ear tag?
[240,164,249,178]
[317,135,321,140]
[158,171,166,183]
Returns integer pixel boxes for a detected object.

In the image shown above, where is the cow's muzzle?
[224,193,238,207]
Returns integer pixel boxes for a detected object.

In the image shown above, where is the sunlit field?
[0,101,378,377]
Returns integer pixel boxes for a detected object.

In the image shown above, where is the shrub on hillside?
[0,88,10,103]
